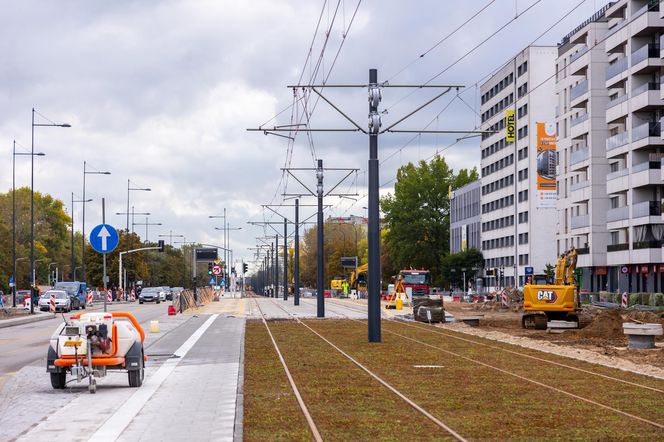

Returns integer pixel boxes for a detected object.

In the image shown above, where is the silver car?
[38,290,71,312]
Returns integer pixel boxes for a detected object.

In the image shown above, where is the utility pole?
[316,159,324,317]
[248,72,488,341]
[283,217,288,300]
[294,199,300,306]
[367,69,381,341]
[275,235,279,298]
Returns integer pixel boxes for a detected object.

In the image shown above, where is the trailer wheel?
[50,372,66,389]
[128,352,144,388]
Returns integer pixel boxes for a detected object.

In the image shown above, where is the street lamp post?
[31,108,70,314]
[71,192,92,282]
[12,140,45,307]
[82,161,110,282]
[214,225,241,288]
[121,180,150,294]
[209,210,227,280]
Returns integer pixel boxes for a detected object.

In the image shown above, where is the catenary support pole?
[102,198,108,312]
[367,68,381,342]
[275,234,279,299]
[294,199,300,306]
[316,159,324,318]
[283,217,288,301]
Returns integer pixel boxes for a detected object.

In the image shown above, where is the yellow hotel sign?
[505,109,515,142]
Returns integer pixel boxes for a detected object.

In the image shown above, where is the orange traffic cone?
[168,304,176,316]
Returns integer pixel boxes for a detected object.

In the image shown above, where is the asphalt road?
[0,302,168,388]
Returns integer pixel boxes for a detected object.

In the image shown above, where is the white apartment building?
[601,0,664,292]
[556,5,612,292]
[479,46,558,287]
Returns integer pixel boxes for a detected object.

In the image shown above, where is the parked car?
[138,287,163,304]
[38,290,71,312]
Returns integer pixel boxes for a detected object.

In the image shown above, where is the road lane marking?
[91,314,219,441]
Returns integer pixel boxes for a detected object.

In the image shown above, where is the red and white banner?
[621,292,627,308]
[49,293,56,313]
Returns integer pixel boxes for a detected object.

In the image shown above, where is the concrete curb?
[233,318,246,442]
[0,312,55,329]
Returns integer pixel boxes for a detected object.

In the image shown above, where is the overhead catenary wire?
[386,0,498,82]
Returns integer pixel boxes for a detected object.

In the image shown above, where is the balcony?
[605,56,629,81]
[576,247,590,255]
[570,46,589,63]
[633,200,662,217]
[605,19,627,38]
[571,214,590,229]
[607,206,629,222]
[607,243,629,252]
[570,113,589,127]
[632,160,661,172]
[631,121,660,142]
[606,168,629,180]
[570,147,589,165]
[633,240,663,249]
[606,131,629,151]
[570,180,590,192]
[606,93,629,109]
[570,80,589,101]
[631,82,659,96]
[631,43,659,66]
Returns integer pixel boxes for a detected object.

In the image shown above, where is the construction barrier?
[107,290,112,304]
[173,287,216,313]
[86,292,93,306]
[130,289,136,301]
[49,293,56,313]
[621,292,628,308]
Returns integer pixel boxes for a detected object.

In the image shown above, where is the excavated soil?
[443,301,664,372]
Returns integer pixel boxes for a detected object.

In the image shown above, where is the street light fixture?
[132,216,162,243]
[82,161,111,282]
[31,108,70,314]
[12,140,45,307]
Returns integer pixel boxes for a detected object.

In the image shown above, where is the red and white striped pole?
[621,292,628,308]
[107,290,112,304]
[49,293,56,313]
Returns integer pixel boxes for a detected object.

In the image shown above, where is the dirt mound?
[576,309,624,339]
[623,310,664,324]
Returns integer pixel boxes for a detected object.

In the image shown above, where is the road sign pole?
[102,198,107,312]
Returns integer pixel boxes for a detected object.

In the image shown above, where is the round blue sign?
[89,224,119,253]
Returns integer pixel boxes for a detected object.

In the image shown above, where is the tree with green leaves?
[380,155,478,286]
[440,248,484,289]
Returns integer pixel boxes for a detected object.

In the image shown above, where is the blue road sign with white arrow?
[89,224,119,253]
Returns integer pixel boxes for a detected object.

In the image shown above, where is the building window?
[517,103,528,119]
[517,125,529,140]
[517,61,528,77]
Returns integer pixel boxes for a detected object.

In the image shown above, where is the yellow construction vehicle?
[522,247,580,329]
[349,263,368,291]
[330,277,347,291]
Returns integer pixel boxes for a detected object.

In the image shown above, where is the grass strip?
[243,320,311,442]
[308,320,663,441]
[268,320,456,441]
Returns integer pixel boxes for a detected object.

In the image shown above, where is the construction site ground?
[443,300,664,373]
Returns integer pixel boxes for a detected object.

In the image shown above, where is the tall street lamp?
[71,193,92,282]
[82,161,110,282]
[31,108,70,314]
[122,180,150,293]
[12,140,45,307]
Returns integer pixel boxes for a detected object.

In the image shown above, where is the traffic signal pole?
[283,217,288,301]
[367,69,381,342]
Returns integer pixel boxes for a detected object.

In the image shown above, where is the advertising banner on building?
[461,224,467,251]
[536,122,557,208]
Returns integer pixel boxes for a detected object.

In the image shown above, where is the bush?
[651,293,664,306]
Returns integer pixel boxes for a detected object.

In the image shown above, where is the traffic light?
[158,240,165,252]
[207,263,213,275]
[231,267,236,274]
[242,263,248,274]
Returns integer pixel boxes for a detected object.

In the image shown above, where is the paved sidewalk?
[16,314,245,442]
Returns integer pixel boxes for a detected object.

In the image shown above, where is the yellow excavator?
[349,263,368,291]
[522,247,582,329]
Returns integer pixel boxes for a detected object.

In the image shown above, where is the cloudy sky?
[0,0,610,268]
